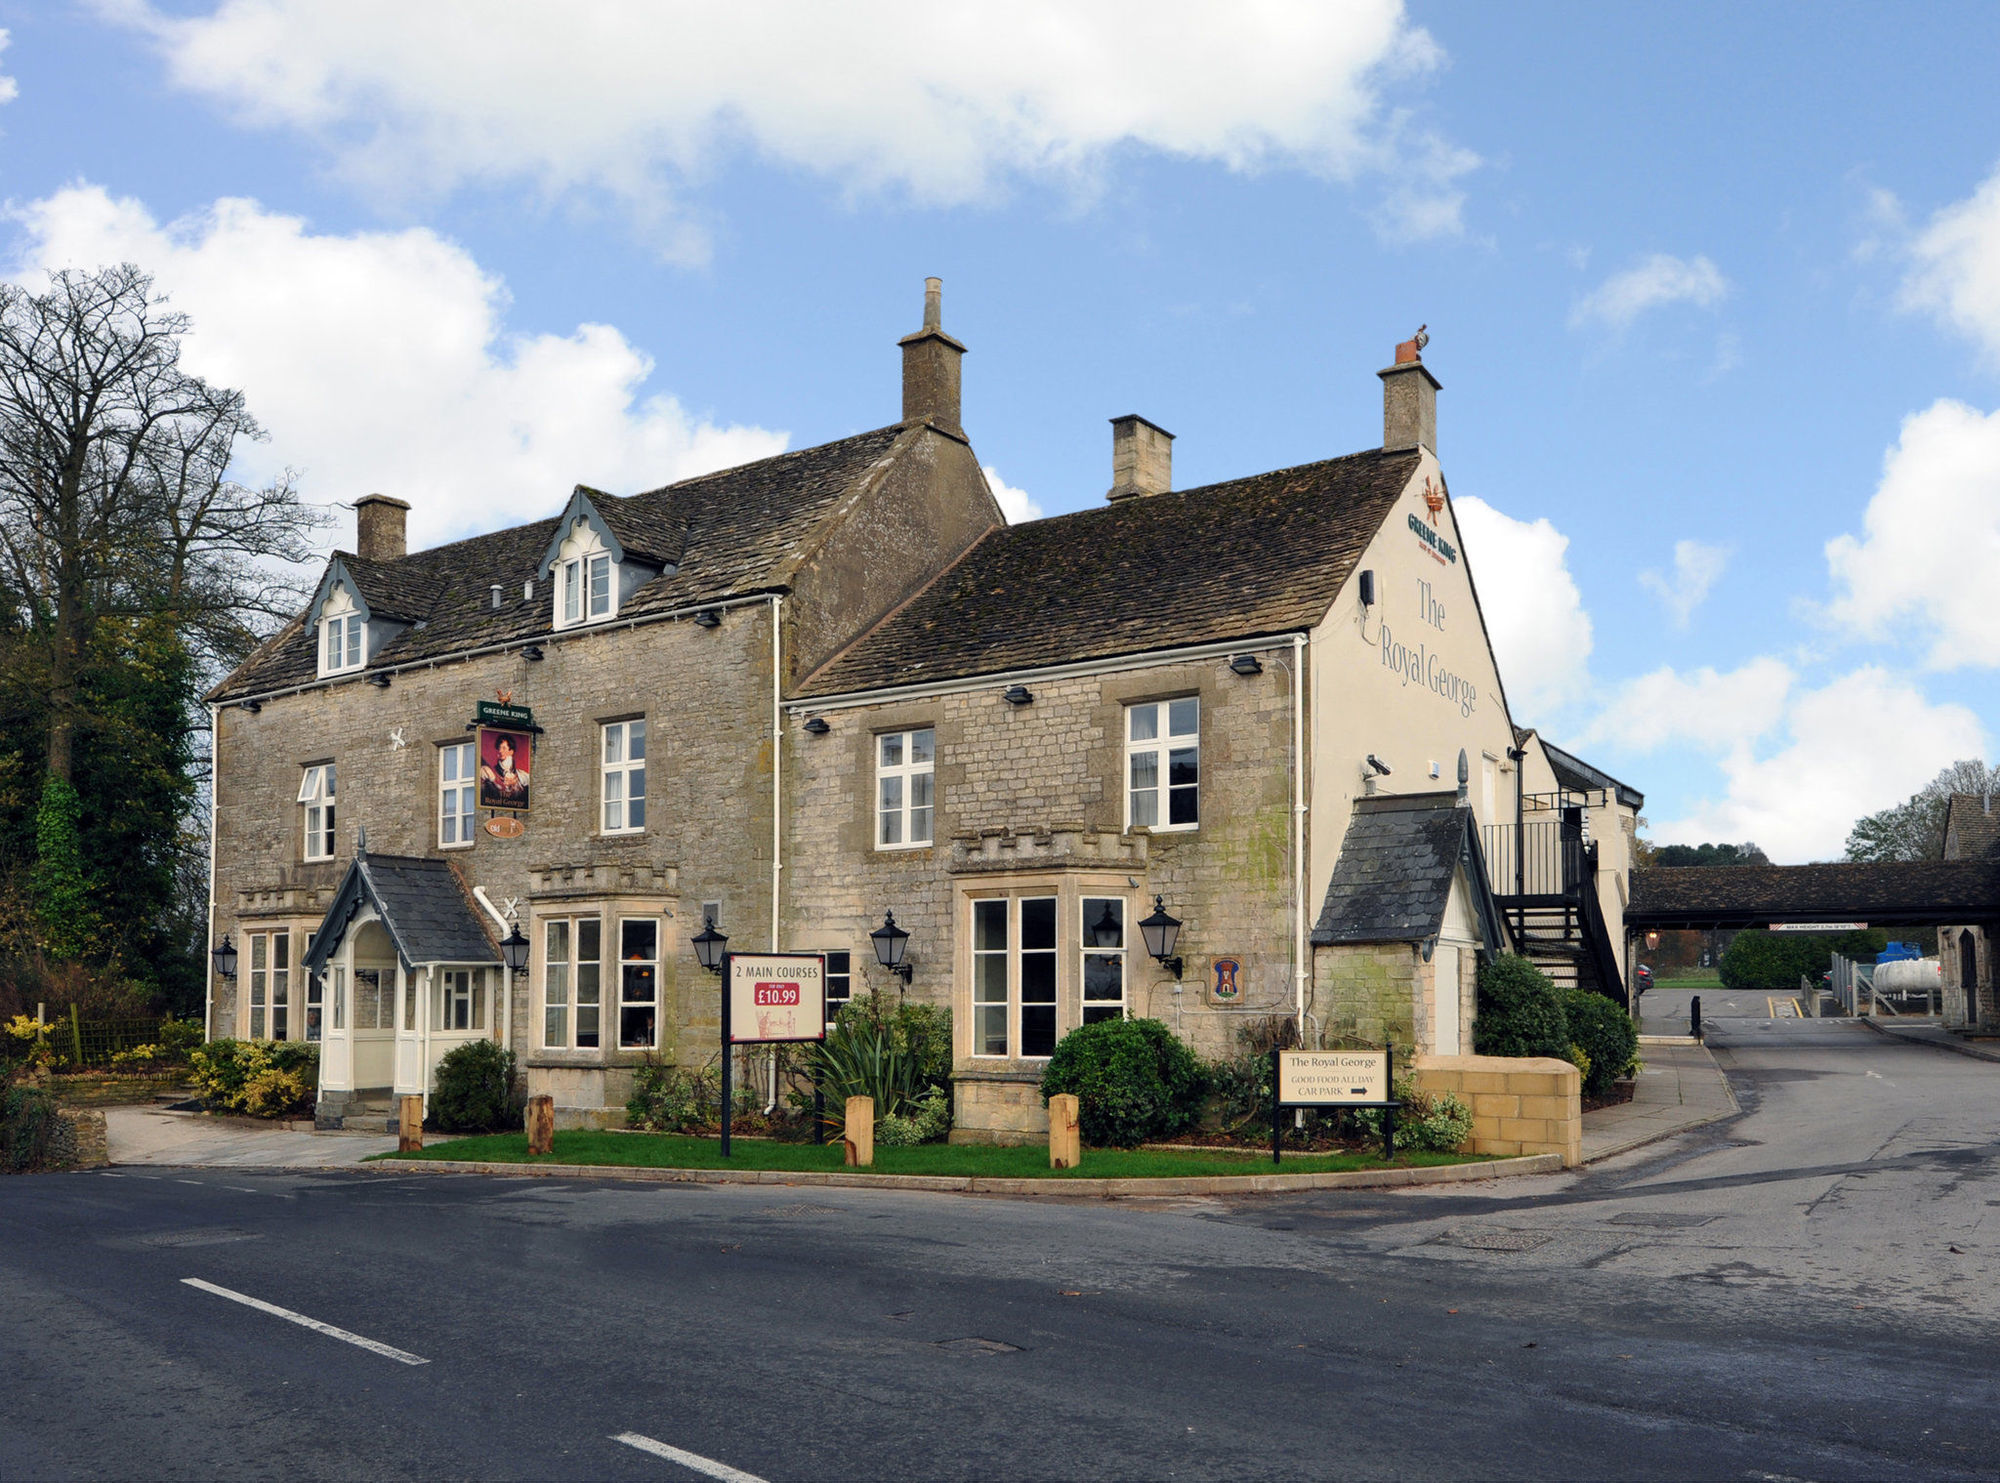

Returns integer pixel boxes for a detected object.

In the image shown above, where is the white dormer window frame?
[318,584,365,677]
[553,520,617,629]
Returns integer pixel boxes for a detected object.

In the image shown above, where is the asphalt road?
[4,1008,1997,1482]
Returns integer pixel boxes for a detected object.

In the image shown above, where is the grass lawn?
[374,1130,1490,1179]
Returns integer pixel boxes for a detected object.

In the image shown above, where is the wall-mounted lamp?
[500,924,531,973]
[522,644,545,662]
[871,909,912,983]
[1138,896,1184,977]
[692,914,728,974]
[1359,569,1376,607]
[368,672,391,689]
[1002,684,1033,706]
[1645,931,1660,952]
[242,700,262,715]
[803,717,830,736]
[210,934,239,981]
[693,609,722,629]
[1228,654,1263,676]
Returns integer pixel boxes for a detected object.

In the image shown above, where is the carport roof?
[1628,859,2000,930]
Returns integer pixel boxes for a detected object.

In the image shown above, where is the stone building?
[1938,792,1998,1031]
[206,280,1641,1139]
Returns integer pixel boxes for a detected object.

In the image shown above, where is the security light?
[522,644,544,661]
[1229,654,1263,676]
[1003,685,1033,706]
[1366,754,1392,776]
[803,717,830,736]
[694,609,722,629]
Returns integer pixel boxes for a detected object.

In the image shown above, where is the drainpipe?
[1292,633,1308,1033]
[471,886,514,1055]
[768,594,783,1112]
[205,701,220,1042]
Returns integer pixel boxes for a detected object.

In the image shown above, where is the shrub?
[1041,1018,1207,1149]
[1719,928,1887,991]
[1358,1076,1472,1153]
[157,1016,205,1059]
[1560,988,1638,1099]
[1,1082,65,1171]
[430,1040,522,1132]
[1204,1017,1299,1133]
[1473,956,1570,1060]
[813,1012,923,1120]
[187,1038,318,1117]
[874,1085,952,1147]
[628,1059,718,1132]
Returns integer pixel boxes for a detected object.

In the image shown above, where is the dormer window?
[553,519,616,629]
[318,586,365,676]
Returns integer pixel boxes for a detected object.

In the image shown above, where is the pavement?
[1579,1038,1736,1163]
[1861,1014,2000,1063]
[6,1004,1998,1482]
[104,1105,400,1167]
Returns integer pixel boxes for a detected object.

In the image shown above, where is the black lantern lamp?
[1090,901,1122,949]
[500,924,530,974]
[870,910,912,983]
[1138,896,1184,977]
[211,934,239,981]
[692,914,729,974]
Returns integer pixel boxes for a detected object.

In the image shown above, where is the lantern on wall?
[211,935,239,980]
[1138,896,1184,977]
[692,915,729,974]
[870,910,913,984]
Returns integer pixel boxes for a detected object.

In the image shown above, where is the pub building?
[206,281,1642,1142]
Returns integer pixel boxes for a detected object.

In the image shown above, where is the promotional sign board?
[725,954,827,1044]
[1276,1049,1390,1106]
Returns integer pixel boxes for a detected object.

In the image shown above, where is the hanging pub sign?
[476,726,534,812]
[718,952,827,1157]
[1272,1046,1401,1164]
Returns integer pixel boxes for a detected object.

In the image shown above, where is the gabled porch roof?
[1311,791,1510,955]
[302,849,498,974]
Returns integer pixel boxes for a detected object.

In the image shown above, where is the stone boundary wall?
[1414,1052,1580,1167]
[57,1109,109,1168]
[50,1073,190,1107]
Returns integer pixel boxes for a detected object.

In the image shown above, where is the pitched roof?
[1542,740,1644,810]
[797,447,1423,697]
[1628,859,2000,929]
[302,852,498,972]
[212,423,917,701]
[1311,791,1506,949]
[1942,793,2000,861]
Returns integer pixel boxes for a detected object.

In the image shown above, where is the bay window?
[247,930,290,1040]
[971,896,1057,1058]
[618,918,660,1048]
[1081,897,1127,1024]
[542,917,602,1049]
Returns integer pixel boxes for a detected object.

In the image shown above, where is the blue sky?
[4,1,1998,861]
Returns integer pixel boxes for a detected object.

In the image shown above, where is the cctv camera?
[1366,754,1392,776]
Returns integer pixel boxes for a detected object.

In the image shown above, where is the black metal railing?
[1482,818,1584,899]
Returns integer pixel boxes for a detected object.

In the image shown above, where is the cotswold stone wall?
[1313,942,1420,1049]
[1414,1053,1581,1166]
[212,600,783,1103]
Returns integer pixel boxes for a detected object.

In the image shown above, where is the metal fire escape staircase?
[1484,798,1627,1009]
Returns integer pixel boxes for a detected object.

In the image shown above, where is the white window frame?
[970,895,1058,1060]
[438,968,485,1032]
[601,720,648,835]
[247,930,290,1041]
[1125,698,1199,832]
[541,916,603,1050]
[553,520,617,630]
[298,763,336,862]
[439,741,476,848]
[875,727,935,849]
[616,917,661,1049]
[1080,896,1128,1026]
[821,949,853,1026]
[320,613,364,676]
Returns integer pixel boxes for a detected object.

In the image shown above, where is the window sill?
[874,841,935,854]
[1129,824,1198,836]
[438,841,475,852]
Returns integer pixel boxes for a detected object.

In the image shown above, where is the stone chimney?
[899,276,966,432]
[354,494,410,561]
[1106,415,1174,501]
[1378,332,1440,454]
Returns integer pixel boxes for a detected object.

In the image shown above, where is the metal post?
[1271,1047,1283,1165]
[1690,994,1702,1042]
[720,954,733,1159]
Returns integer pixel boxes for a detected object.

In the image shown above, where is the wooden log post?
[525,1093,555,1155]
[843,1095,874,1167]
[398,1094,423,1153]
[1048,1092,1081,1169]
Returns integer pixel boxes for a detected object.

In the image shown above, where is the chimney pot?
[1106,415,1174,501]
[899,276,966,431]
[354,494,411,561]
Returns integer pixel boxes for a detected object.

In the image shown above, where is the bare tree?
[0,264,323,781]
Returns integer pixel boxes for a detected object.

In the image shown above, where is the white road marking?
[180,1278,428,1365]
[613,1432,770,1482]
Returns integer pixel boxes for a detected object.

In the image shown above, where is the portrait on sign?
[477,727,532,812]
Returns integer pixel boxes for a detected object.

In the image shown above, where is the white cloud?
[0,30,18,105]
[109,1,1450,256]
[1646,666,1985,863]
[1823,398,2000,668]
[1638,539,1731,629]
[1577,658,1793,757]
[1570,253,1727,331]
[6,184,786,551]
[1371,134,1482,242]
[1902,159,2000,359]
[982,465,1042,525]
[1454,496,1593,717]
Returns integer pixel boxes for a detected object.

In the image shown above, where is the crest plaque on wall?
[1207,957,1244,1006]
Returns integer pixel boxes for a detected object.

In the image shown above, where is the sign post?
[1271,1044,1400,1164]
[720,952,827,1158]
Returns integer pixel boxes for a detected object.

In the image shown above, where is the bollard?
[398,1094,424,1153]
[1048,1093,1080,1169]
[525,1093,555,1155]
[843,1095,874,1167]
[1690,994,1702,1042]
